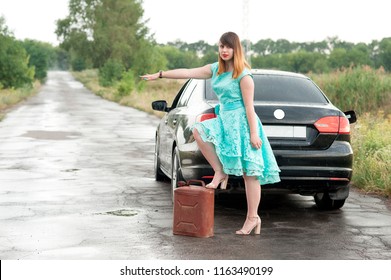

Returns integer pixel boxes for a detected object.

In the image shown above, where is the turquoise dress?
[193,62,281,185]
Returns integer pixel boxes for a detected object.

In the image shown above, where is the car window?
[205,75,328,104]
[254,75,328,104]
[205,79,217,100]
[187,79,206,105]
[171,80,190,109]
[177,79,197,107]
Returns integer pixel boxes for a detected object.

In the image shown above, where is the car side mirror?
[344,110,357,124]
[152,100,169,112]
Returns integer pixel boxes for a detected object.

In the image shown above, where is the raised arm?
[140,64,212,81]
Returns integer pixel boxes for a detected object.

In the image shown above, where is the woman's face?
[219,42,234,61]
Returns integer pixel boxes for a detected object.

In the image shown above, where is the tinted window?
[177,79,197,107]
[171,80,190,109]
[254,75,328,103]
[205,75,328,104]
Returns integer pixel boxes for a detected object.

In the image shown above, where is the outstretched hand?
[139,73,159,81]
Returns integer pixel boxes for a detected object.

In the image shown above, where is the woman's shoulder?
[237,67,253,81]
[211,62,219,71]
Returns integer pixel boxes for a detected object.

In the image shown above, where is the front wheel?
[171,147,184,202]
[314,192,346,210]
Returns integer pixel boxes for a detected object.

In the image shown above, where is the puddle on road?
[21,130,81,140]
[97,209,139,217]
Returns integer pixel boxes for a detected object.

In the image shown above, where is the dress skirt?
[193,102,280,185]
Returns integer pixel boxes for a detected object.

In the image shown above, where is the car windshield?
[206,74,329,104]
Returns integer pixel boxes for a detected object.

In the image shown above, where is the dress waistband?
[220,101,244,111]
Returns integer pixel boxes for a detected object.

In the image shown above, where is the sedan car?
[152,69,356,210]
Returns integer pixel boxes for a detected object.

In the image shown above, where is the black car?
[152,69,356,210]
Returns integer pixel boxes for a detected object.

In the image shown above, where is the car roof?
[251,69,308,79]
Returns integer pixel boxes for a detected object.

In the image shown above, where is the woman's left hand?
[251,133,262,150]
[140,73,159,81]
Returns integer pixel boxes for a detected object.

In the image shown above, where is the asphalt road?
[0,71,390,260]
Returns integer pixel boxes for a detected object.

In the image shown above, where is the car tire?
[314,192,346,210]
[154,137,167,182]
[171,147,184,202]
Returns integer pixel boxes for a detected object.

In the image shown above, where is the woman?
[141,32,280,235]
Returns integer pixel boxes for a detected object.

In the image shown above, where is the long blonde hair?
[217,32,251,79]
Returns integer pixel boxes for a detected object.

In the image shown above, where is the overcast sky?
[0,0,390,46]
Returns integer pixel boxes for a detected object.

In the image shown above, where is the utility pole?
[242,0,251,64]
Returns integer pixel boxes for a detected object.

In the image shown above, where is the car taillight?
[338,117,351,134]
[314,116,350,134]
[196,113,216,122]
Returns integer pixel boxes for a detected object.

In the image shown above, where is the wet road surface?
[0,71,391,260]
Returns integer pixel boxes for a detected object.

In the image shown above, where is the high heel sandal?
[236,216,261,235]
[205,174,228,190]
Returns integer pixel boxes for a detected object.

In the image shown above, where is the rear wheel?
[171,147,184,202]
[314,192,346,210]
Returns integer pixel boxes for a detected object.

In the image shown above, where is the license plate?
[264,125,306,139]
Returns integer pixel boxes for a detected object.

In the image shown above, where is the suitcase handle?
[177,180,206,188]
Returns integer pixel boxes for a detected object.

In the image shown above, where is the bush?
[99,59,125,87]
[351,112,391,196]
[72,56,87,72]
[0,35,34,88]
[312,66,391,114]
[116,70,135,97]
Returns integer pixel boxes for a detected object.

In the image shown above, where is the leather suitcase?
[173,180,215,238]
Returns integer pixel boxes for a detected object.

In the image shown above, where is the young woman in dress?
[141,32,280,235]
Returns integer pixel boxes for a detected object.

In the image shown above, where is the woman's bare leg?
[193,128,226,185]
[236,174,261,234]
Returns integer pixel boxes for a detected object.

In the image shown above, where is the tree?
[0,17,34,88]
[22,40,57,81]
[201,50,219,65]
[55,2,95,71]
[298,40,329,54]
[378,38,391,71]
[55,48,70,70]
[0,16,12,36]
[55,0,156,74]
[160,45,201,69]
[287,51,328,73]
[252,39,274,56]
[273,39,297,54]
[329,43,372,70]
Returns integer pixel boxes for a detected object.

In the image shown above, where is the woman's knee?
[243,174,259,183]
[193,128,201,141]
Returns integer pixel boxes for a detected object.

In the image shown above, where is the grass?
[350,112,391,197]
[71,69,184,118]
[311,66,391,197]
[0,82,41,121]
[311,66,391,115]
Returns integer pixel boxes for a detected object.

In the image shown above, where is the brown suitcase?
[173,180,215,238]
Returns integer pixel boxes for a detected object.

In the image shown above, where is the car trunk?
[254,103,341,150]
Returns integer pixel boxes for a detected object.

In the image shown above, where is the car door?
[159,81,192,172]
[161,80,198,175]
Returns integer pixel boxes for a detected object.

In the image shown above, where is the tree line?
[156,37,391,74]
[1,0,391,90]
[0,16,68,89]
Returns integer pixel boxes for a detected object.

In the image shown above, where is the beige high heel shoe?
[205,174,228,190]
[236,216,261,235]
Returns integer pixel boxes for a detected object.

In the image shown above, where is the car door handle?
[165,120,168,124]
[173,119,177,125]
